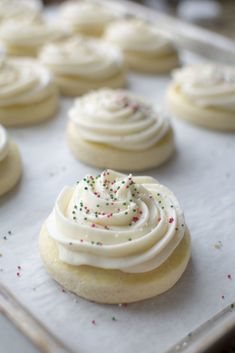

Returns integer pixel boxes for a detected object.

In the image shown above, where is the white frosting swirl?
[0,17,67,50]
[172,64,235,112]
[40,37,124,80]
[105,19,176,55]
[60,1,117,30]
[0,124,9,162]
[0,0,40,22]
[46,170,186,273]
[0,57,56,107]
[69,89,170,151]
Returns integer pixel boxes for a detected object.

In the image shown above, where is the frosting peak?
[0,16,67,50]
[46,170,186,273]
[105,19,175,55]
[69,89,170,151]
[60,1,117,28]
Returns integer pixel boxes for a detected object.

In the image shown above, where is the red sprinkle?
[132,216,139,223]
[80,239,84,242]
[221,295,225,299]
[169,217,174,224]
[227,274,232,280]
[91,224,96,228]
[17,266,21,270]
[16,272,20,277]
[130,103,139,111]
[92,320,96,325]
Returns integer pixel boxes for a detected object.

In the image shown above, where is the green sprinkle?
[128,238,132,241]
[74,205,77,209]
[84,217,87,221]
[112,316,117,321]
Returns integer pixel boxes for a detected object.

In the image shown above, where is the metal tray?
[1,1,235,352]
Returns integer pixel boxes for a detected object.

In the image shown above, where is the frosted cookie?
[40,37,126,96]
[104,19,179,73]
[59,1,118,37]
[0,125,22,196]
[0,57,59,127]
[39,169,191,304]
[0,17,68,57]
[0,0,40,23]
[67,88,174,170]
[167,64,235,131]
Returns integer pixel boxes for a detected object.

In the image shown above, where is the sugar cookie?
[67,89,174,170]
[40,37,126,96]
[0,57,59,126]
[167,64,235,131]
[39,169,191,304]
[0,125,22,196]
[105,19,179,73]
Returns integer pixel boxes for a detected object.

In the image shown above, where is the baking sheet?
[1,3,235,353]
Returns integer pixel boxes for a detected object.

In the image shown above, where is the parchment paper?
[0,45,235,353]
